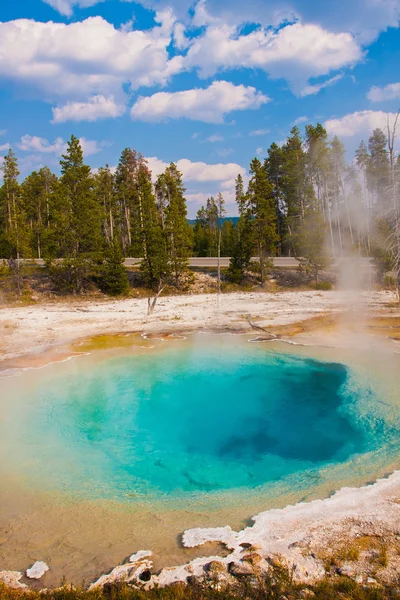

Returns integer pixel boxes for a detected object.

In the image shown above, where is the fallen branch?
[247,315,279,339]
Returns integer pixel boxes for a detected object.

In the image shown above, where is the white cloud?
[206,135,224,142]
[145,156,245,182]
[367,82,400,102]
[324,109,399,137]
[300,74,343,97]
[51,95,126,123]
[293,115,308,125]
[130,81,269,123]
[0,12,181,101]
[217,148,234,157]
[173,22,189,49]
[17,134,103,156]
[0,130,7,136]
[0,143,10,152]
[136,0,400,44]
[249,128,270,136]
[143,154,245,215]
[17,135,66,154]
[183,22,362,95]
[256,147,264,155]
[42,0,105,17]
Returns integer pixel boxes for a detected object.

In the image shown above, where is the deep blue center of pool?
[10,342,373,499]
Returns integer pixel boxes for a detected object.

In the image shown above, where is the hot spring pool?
[0,334,399,586]
[0,335,397,503]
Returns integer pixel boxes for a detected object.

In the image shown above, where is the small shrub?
[46,257,96,295]
[97,243,129,296]
[383,272,397,289]
[315,281,332,291]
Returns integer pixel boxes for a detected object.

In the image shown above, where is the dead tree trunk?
[147,281,165,316]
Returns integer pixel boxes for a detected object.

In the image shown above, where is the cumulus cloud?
[17,134,104,156]
[135,0,400,43]
[182,21,362,94]
[0,12,181,101]
[51,95,126,123]
[42,0,105,17]
[367,82,400,102]
[145,156,245,181]
[324,109,399,136]
[130,81,269,123]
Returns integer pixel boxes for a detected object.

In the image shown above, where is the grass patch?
[0,572,399,600]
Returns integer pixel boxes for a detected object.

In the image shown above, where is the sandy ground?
[0,289,397,364]
[1,289,400,590]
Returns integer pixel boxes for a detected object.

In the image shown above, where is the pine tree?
[367,128,390,209]
[329,136,350,254]
[247,158,277,285]
[0,150,29,260]
[21,167,58,259]
[93,165,118,248]
[161,163,191,287]
[235,174,246,217]
[115,148,141,253]
[228,175,253,283]
[137,162,169,289]
[282,127,315,241]
[265,142,285,254]
[59,135,101,256]
[216,192,225,294]
[355,140,371,251]
[98,240,129,296]
[294,209,329,286]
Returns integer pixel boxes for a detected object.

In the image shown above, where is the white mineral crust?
[0,571,27,589]
[26,561,49,579]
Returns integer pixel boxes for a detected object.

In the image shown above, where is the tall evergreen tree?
[367,128,390,209]
[0,149,28,260]
[247,158,277,285]
[21,167,58,259]
[235,174,246,217]
[137,162,169,289]
[282,127,315,242]
[265,142,285,255]
[160,163,191,286]
[228,174,253,283]
[93,165,118,248]
[59,135,101,256]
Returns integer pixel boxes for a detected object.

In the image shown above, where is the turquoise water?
[0,338,396,502]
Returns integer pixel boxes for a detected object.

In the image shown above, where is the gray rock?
[337,563,356,578]
[228,561,254,577]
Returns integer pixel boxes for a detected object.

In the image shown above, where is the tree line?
[1,121,399,294]
[193,121,400,287]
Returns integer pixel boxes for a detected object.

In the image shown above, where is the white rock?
[0,571,27,589]
[129,550,152,563]
[89,551,153,590]
[182,526,236,549]
[26,561,49,579]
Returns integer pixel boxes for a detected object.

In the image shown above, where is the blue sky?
[0,0,400,216]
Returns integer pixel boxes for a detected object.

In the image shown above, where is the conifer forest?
[1,121,399,293]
